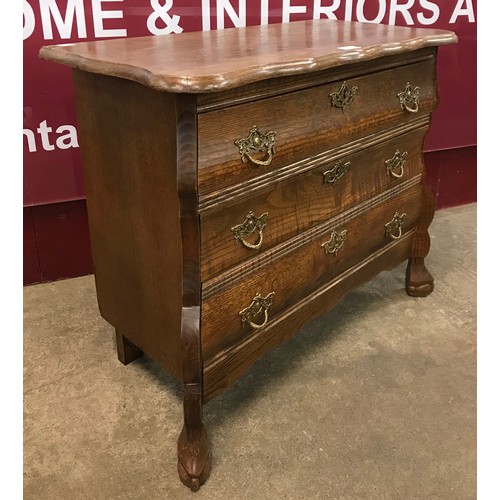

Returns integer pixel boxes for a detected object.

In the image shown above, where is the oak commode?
[40,20,457,491]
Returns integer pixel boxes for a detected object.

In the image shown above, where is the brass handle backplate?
[239,292,275,330]
[231,211,268,250]
[398,82,420,113]
[385,150,408,179]
[329,81,358,111]
[385,212,406,240]
[323,160,351,185]
[234,125,277,166]
[322,229,347,255]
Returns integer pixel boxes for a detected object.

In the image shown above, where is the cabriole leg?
[406,257,434,297]
[178,306,211,491]
[406,177,435,297]
[177,383,211,491]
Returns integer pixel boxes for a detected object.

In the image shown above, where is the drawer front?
[200,126,427,280]
[201,182,422,359]
[203,230,415,403]
[197,59,436,196]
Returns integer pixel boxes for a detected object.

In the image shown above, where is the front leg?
[406,174,435,297]
[176,94,211,490]
[178,383,211,491]
[406,257,434,297]
[177,307,211,491]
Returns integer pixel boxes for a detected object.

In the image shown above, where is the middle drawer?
[200,126,427,281]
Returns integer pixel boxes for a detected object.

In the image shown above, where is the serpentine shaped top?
[39,19,457,93]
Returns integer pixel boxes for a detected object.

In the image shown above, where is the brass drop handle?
[398,82,420,113]
[234,125,277,166]
[239,292,275,330]
[385,150,408,179]
[231,211,268,250]
[329,81,358,111]
[322,229,347,255]
[323,160,351,185]
[385,212,406,240]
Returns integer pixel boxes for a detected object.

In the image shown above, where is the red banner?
[23,0,476,206]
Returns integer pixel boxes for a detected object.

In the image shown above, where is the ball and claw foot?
[177,425,212,492]
[406,257,434,297]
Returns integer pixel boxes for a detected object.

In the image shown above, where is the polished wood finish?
[72,71,184,380]
[203,232,415,402]
[202,181,422,359]
[200,125,429,280]
[175,95,211,491]
[40,20,456,93]
[196,48,437,112]
[41,20,456,490]
[406,170,436,297]
[197,59,436,196]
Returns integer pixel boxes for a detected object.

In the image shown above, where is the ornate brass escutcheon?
[323,160,351,185]
[231,211,268,250]
[385,212,406,240]
[385,150,408,179]
[239,292,276,330]
[322,229,347,255]
[234,125,277,166]
[329,81,358,110]
[398,82,420,113]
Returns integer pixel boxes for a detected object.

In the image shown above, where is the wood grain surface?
[174,94,212,491]
[197,58,437,196]
[200,124,429,281]
[39,20,456,93]
[196,48,436,112]
[72,71,184,379]
[203,232,415,402]
[201,182,423,360]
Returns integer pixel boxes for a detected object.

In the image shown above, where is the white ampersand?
[147,0,183,35]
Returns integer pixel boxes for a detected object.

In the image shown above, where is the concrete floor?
[24,204,476,499]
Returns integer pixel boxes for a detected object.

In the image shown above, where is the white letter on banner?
[313,0,341,20]
[147,0,183,34]
[449,0,475,23]
[261,0,269,25]
[217,0,246,29]
[39,0,87,40]
[37,120,55,151]
[357,0,386,23]
[56,125,79,149]
[23,0,36,40]
[92,0,127,37]
[282,0,307,23]
[201,0,211,30]
[417,0,440,25]
[344,0,354,20]
[23,129,37,152]
[388,0,415,25]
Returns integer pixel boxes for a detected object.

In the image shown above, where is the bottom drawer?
[201,180,423,360]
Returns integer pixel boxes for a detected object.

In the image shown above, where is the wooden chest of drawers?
[40,20,457,490]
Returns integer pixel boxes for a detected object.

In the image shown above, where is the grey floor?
[24,204,476,500]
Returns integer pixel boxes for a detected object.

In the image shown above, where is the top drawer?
[197,58,436,196]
